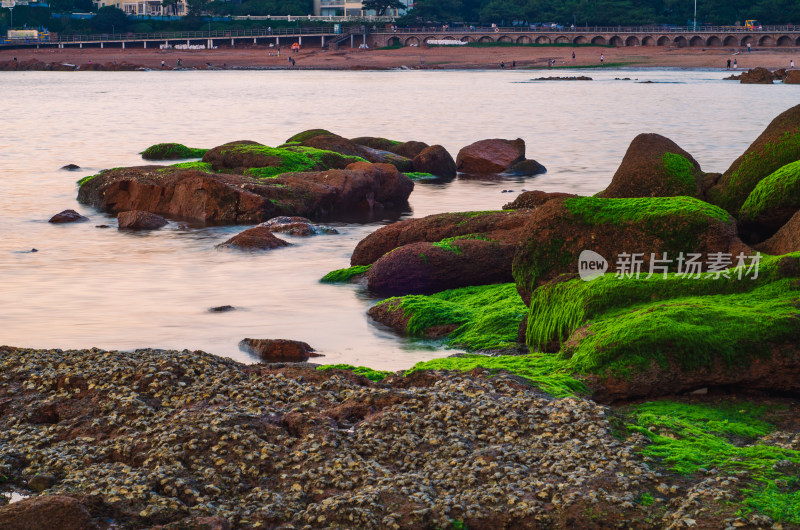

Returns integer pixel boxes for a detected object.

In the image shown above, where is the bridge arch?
[535,36,551,44]
[610,35,623,46]
[591,36,606,45]
[387,36,400,47]
[777,35,793,46]
[554,35,570,44]
[573,35,588,44]
[723,35,738,46]
[674,36,687,47]
[516,35,531,44]
[657,35,670,46]
[642,36,655,46]
[741,35,754,46]
[759,35,774,46]
[625,36,640,46]
[478,35,494,43]
[706,36,722,46]
[689,36,704,47]
[461,36,475,43]
[498,35,513,43]
[405,36,420,46]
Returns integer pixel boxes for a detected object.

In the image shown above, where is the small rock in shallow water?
[239,338,321,362]
[117,210,168,230]
[209,305,235,313]
[49,209,88,223]
[60,164,81,171]
[28,474,56,492]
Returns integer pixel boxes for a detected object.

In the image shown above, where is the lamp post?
[693,0,697,31]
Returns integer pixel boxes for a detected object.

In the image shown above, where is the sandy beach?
[2,43,799,70]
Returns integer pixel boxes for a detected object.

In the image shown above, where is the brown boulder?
[238,338,320,362]
[0,495,98,530]
[117,210,168,230]
[412,145,457,178]
[740,67,775,84]
[350,136,401,151]
[351,209,531,266]
[755,210,800,254]
[77,163,413,224]
[48,209,88,223]
[390,140,429,159]
[503,191,578,210]
[784,70,800,84]
[598,133,704,199]
[301,135,413,170]
[503,159,547,176]
[217,226,289,250]
[365,238,512,295]
[456,138,526,174]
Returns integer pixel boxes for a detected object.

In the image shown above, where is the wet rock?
[238,338,320,362]
[152,515,231,530]
[118,210,168,230]
[456,138,526,174]
[783,70,800,84]
[28,473,57,492]
[48,209,88,223]
[503,159,547,177]
[208,305,236,313]
[217,226,289,251]
[411,145,457,178]
[351,209,531,266]
[0,495,97,530]
[60,164,81,171]
[740,67,774,84]
[389,140,429,159]
[738,160,800,242]
[260,216,338,236]
[503,190,577,210]
[598,133,704,199]
[755,210,800,254]
[350,136,402,151]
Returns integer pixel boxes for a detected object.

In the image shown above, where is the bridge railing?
[374,24,800,34]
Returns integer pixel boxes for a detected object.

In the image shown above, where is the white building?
[313,0,412,17]
[94,0,187,16]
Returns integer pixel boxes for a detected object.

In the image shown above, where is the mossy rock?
[511,196,739,303]
[739,159,800,241]
[202,141,364,177]
[285,129,338,144]
[707,104,800,214]
[756,210,800,255]
[320,265,372,283]
[350,136,402,151]
[141,143,207,161]
[598,133,703,199]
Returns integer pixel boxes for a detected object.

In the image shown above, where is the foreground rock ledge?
[0,345,755,529]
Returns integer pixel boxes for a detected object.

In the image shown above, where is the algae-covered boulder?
[365,236,512,295]
[756,210,800,254]
[512,196,743,303]
[598,133,703,199]
[707,104,800,214]
[202,141,363,177]
[456,138,526,174]
[351,209,531,266]
[503,191,577,210]
[298,134,414,171]
[285,129,337,144]
[412,145,457,178]
[77,162,413,224]
[739,67,774,84]
[390,140,429,159]
[141,143,207,161]
[738,159,800,241]
[351,136,402,151]
[525,254,800,400]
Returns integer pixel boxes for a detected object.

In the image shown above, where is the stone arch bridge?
[371,27,800,49]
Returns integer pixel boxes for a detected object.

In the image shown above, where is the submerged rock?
[60,164,81,171]
[238,338,320,362]
[260,216,338,236]
[49,209,88,223]
[0,495,97,530]
[217,226,289,250]
[117,210,168,230]
[739,67,774,84]
[598,133,704,199]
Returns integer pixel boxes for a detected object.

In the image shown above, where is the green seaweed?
[234,145,365,179]
[316,364,392,381]
[623,400,800,524]
[564,196,731,225]
[77,173,99,186]
[404,172,438,180]
[739,160,800,222]
[163,161,215,172]
[141,143,207,160]
[661,152,699,195]
[431,234,494,254]
[320,265,372,283]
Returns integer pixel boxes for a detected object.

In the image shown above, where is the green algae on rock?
[285,128,337,144]
[141,143,207,160]
[320,265,372,283]
[707,104,800,215]
[203,142,365,178]
[739,159,800,239]
[315,364,393,381]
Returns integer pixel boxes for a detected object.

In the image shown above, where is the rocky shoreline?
[1,346,798,529]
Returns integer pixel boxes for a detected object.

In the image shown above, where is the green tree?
[91,6,128,32]
[185,0,208,17]
[161,0,181,15]
[363,0,404,16]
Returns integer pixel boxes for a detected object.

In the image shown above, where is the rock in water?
[238,338,320,362]
[739,67,774,84]
[49,209,89,223]
[597,133,704,199]
[412,145,457,178]
[60,164,81,171]
[217,226,289,250]
[117,210,168,230]
[456,138,526,174]
[0,495,98,530]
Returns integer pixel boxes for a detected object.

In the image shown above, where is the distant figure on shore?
[792,59,795,69]
[161,60,165,69]
[600,54,604,65]
[500,61,505,68]
[733,59,737,69]
[512,60,515,68]
[572,51,576,61]
[726,59,731,69]
[177,58,182,67]
[747,43,751,53]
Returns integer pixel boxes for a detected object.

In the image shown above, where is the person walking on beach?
[726,59,731,69]
[747,42,751,53]
[600,53,604,65]
[733,58,737,69]
[572,51,576,62]
[791,59,795,69]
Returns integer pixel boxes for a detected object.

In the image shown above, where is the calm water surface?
[0,69,796,369]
